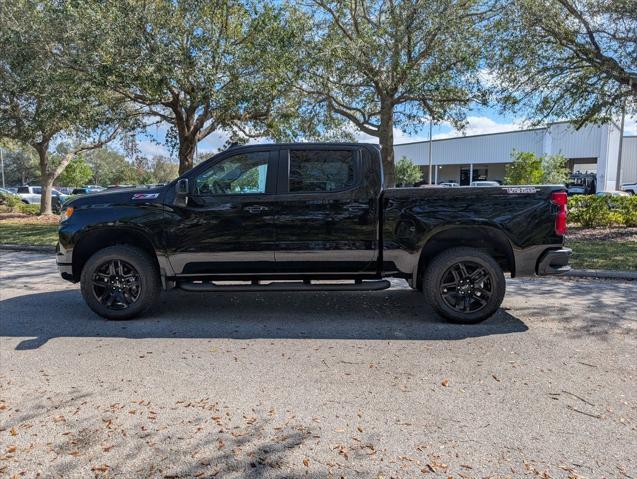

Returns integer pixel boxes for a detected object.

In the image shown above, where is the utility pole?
[427,119,433,185]
[615,79,631,189]
[0,147,5,188]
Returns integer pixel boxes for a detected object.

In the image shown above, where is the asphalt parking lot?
[0,250,635,478]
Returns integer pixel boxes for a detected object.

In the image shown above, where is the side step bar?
[177,280,391,292]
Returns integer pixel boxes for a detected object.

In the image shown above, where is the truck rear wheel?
[423,247,505,324]
[80,245,160,320]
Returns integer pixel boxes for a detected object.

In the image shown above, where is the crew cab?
[57,143,571,323]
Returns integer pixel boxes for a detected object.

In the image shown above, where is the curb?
[0,244,56,254]
[565,269,637,281]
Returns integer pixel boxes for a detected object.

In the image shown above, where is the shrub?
[568,195,637,228]
[395,156,423,186]
[0,192,40,215]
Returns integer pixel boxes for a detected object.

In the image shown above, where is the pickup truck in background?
[17,185,68,211]
[57,143,571,323]
[621,182,637,195]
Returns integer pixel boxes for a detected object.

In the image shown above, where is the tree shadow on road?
[0,288,528,350]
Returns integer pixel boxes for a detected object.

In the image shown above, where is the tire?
[423,247,505,324]
[80,245,160,320]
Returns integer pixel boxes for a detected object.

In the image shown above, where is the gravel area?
[0,251,635,478]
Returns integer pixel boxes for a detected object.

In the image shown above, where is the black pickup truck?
[57,143,571,323]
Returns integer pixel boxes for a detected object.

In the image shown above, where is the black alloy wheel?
[439,261,493,314]
[91,259,141,311]
[80,245,160,320]
[423,247,505,324]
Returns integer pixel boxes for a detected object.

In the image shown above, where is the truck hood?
[65,185,168,208]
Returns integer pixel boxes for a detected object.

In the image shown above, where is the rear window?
[289,150,355,193]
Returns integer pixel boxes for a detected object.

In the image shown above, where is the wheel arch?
[72,227,160,282]
[414,226,515,290]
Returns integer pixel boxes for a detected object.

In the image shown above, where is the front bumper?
[537,247,572,275]
[56,242,74,281]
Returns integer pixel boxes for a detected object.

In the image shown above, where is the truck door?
[273,146,379,273]
[165,148,278,275]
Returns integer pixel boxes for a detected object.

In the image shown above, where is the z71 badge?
[132,193,159,200]
[502,187,537,194]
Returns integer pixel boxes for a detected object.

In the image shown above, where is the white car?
[17,186,68,211]
[438,182,459,187]
[621,183,637,195]
[470,181,500,187]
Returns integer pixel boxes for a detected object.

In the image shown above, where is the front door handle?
[244,205,269,214]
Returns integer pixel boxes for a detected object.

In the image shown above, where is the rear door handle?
[244,205,269,214]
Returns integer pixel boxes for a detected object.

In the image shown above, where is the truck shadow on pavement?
[0,288,528,350]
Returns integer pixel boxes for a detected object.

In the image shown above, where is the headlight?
[60,206,74,222]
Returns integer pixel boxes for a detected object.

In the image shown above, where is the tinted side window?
[194,151,269,195]
[33,187,42,194]
[17,187,29,194]
[289,150,355,193]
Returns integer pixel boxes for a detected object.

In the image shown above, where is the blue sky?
[137,108,637,160]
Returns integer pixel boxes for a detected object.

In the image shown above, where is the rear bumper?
[537,247,572,275]
[513,245,571,277]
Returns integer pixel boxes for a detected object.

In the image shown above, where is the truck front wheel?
[80,245,160,320]
[423,247,505,324]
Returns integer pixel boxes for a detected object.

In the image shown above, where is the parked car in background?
[0,187,19,197]
[470,181,501,187]
[567,184,587,196]
[621,183,637,195]
[17,185,68,212]
[439,182,459,187]
[71,187,104,195]
[596,191,630,197]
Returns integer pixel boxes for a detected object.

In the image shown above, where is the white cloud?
[352,127,428,144]
[624,116,636,136]
[138,140,169,158]
[433,116,527,140]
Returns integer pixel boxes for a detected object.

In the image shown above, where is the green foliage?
[57,157,94,187]
[301,0,493,186]
[492,0,636,126]
[504,151,569,185]
[67,0,306,173]
[504,151,543,185]
[395,157,423,186]
[540,155,570,185]
[0,1,134,214]
[0,193,39,215]
[0,146,39,185]
[568,195,637,228]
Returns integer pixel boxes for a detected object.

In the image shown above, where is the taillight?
[551,191,568,236]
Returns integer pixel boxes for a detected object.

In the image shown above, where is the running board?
[177,279,391,292]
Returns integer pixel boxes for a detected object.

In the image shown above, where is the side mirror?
[174,178,188,207]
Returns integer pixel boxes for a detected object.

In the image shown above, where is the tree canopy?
[0,0,134,213]
[64,0,308,174]
[299,0,495,186]
[493,0,637,126]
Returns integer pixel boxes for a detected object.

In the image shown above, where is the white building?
[394,121,637,192]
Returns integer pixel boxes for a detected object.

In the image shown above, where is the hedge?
[0,193,41,215]
[568,195,637,228]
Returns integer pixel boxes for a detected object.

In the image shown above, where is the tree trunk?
[178,133,197,175]
[40,176,55,215]
[34,142,53,215]
[378,101,396,187]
